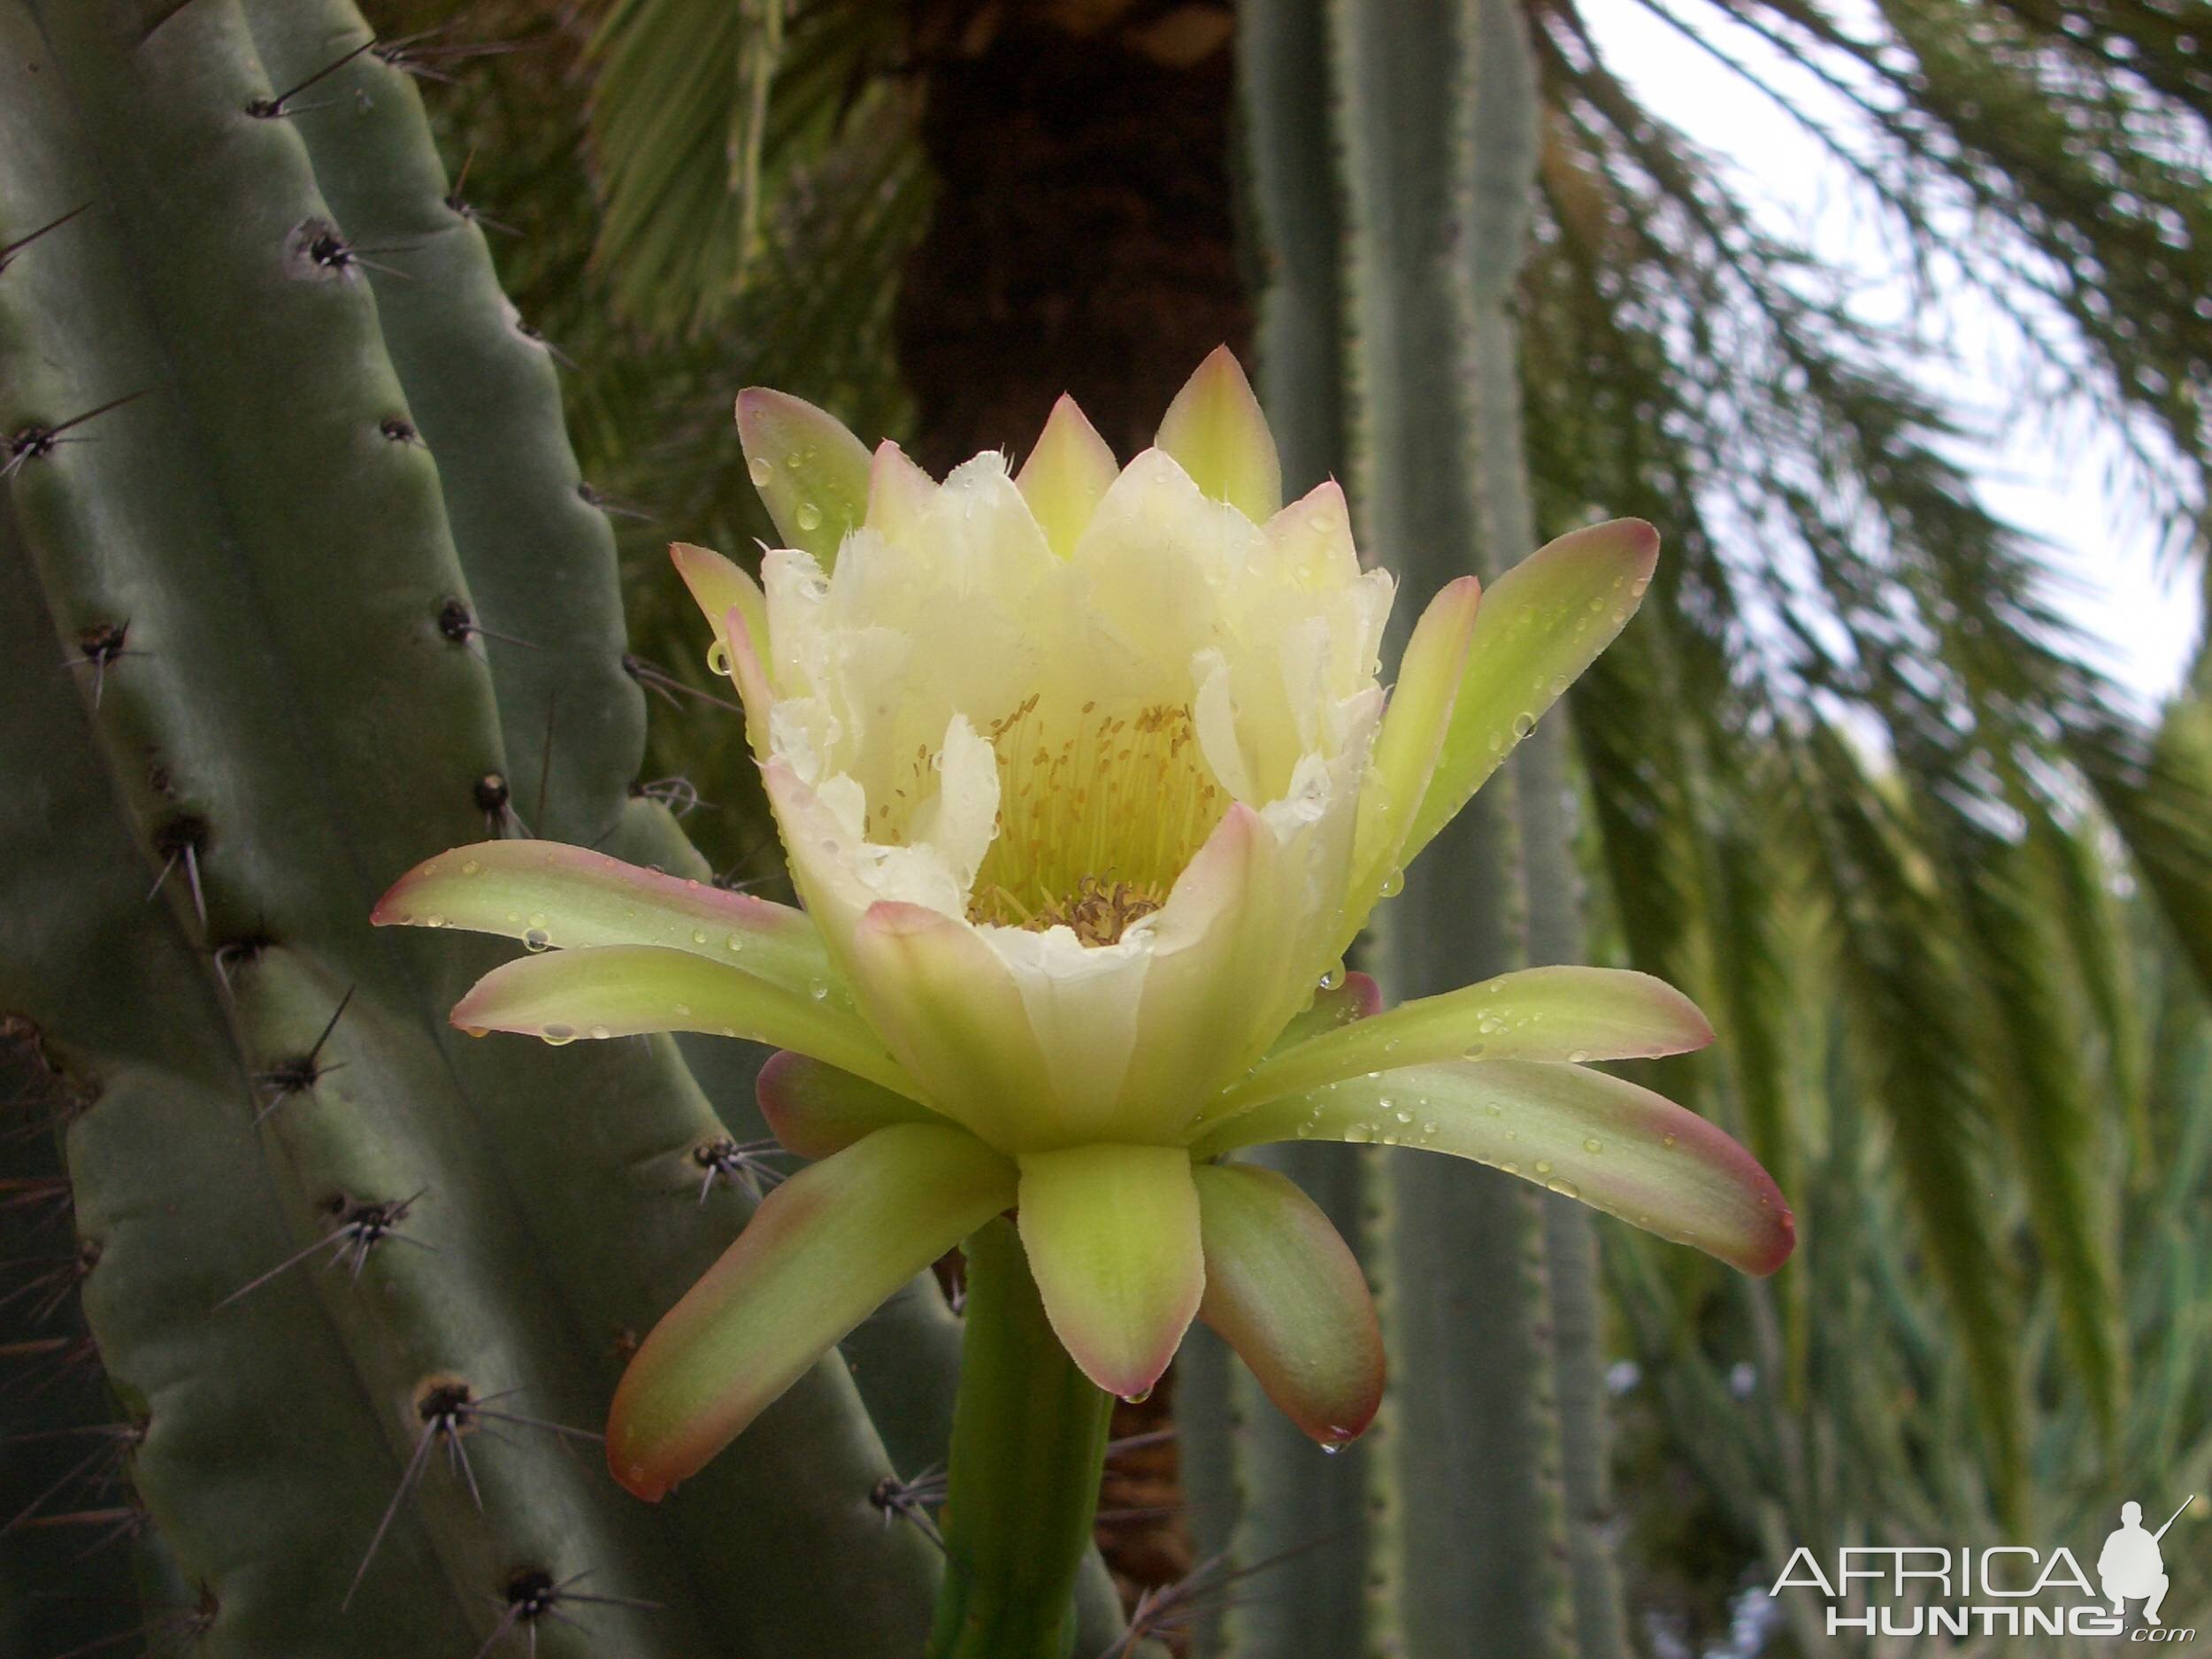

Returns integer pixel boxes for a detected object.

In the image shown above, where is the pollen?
[956,694,1229,941]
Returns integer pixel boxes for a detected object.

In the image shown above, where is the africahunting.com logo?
[1770,1495,2200,1641]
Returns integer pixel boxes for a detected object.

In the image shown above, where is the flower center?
[962,693,1229,940]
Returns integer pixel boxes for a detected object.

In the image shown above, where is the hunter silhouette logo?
[2101,1498,2190,1627]
[1770,1494,2200,1640]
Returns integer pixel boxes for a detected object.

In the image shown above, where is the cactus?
[0,4,1130,1655]
[1179,3,1630,1654]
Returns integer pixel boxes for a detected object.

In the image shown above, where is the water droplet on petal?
[748,456,773,488]
[1510,712,1535,739]
[692,928,710,945]
[1121,1387,1151,1405]
[1319,1440,1347,1456]
[1662,1133,1679,1148]
[1583,1136,1603,1154]
[1567,1048,1590,1064]
[1535,1160,1554,1176]
[1318,964,1344,991]
[726,934,745,952]
[706,641,733,676]
[460,858,481,875]
[424,912,446,928]
[1463,1041,1487,1059]
[542,1024,576,1046]
[1548,1179,1581,1199]
[795,501,823,533]
[1393,1108,1414,1125]
[522,927,550,952]
[809,979,829,1002]
[1379,867,1405,898]
[1344,1123,1374,1144]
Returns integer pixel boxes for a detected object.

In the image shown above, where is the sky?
[1587,3,2204,711]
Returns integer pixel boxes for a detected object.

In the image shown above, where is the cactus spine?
[1179,3,1626,1653]
[0,4,1133,1654]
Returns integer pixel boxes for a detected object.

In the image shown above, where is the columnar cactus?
[0,3,1125,1654]
[1178,3,1652,1655]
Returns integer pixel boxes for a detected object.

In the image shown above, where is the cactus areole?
[378,349,1793,1647]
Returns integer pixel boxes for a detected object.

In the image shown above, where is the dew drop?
[1582,1136,1603,1154]
[1379,867,1405,898]
[1510,711,1535,739]
[1295,1121,1317,1139]
[522,926,550,952]
[706,641,733,676]
[424,912,446,928]
[1661,1133,1678,1148]
[542,1024,577,1046]
[692,928,710,945]
[673,1002,692,1018]
[747,456,773,487]
[1318,964,1344,990]
[1535,1160,1554,1176]
[1319,1440,1348,1456]
[1502,1160,1520,1175]
[1547,1179,1581,1200]
[1547,675,1569,697]
[588,1024,611,1041]
[1379,1132,1400,1146]
[1344,1123,1375,1144]
[1393,1108,1414,1125]
[460,858,481,875]
[1422,1120,1440,1136]
[1120,1387,1152,1405]
[809,979,830,1002]
[1566,1048,1590,1064]
[795,501,823,533]
[726,934,745,952]
[1630,574,1651,597]
[1463,1041,1487,1059]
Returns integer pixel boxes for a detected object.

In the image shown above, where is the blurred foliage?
[364,0,2212,1646]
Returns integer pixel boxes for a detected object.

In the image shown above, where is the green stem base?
[926,1217,1116,1659]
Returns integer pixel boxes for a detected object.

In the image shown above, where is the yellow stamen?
[957,694,1229,939]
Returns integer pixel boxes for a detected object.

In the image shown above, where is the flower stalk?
[926,1217,1117,1659]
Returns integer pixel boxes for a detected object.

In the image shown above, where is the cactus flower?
[375,349,1793,1502]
